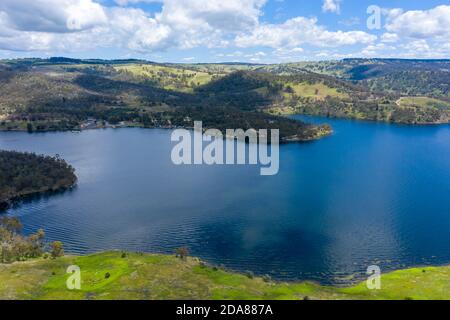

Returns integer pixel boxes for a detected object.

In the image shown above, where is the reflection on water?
[1,117,450,284]
[6,186,78,211]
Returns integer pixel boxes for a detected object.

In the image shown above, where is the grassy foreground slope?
[0,251,448,300]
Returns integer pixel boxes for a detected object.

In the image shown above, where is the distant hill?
[0,59,331,141]
[0,57,449,134]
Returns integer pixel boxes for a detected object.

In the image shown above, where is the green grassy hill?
[114,64,223,93]
[0,251,448,300]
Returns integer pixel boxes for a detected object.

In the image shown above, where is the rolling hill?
[0,58,449,137]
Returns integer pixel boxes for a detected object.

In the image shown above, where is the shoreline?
[0,183,77,212]
[0,120,333,143]
[0,250,448,300]
[267,107,450,126]
[49,249,450,287]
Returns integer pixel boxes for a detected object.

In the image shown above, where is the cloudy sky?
[0,0,449,62]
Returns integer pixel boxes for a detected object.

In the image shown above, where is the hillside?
[0,251,448,300]
[0,60,331,141]
[259,59,450,123]
[289,59,450,98]
[0,58,449,133]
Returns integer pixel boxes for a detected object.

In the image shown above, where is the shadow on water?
[0,186,78,214]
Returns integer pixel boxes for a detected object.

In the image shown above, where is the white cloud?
[273,47,303,56]
[157,0,266,33]
[235,17,376,49]
[0,4,172,52]
[360,43,395,57]
[371,5,450,59]
[385,5,450,40]
[145,0,268,50]
[0,0,107,33]
[322,0,341,14]
[0,0,112,52]
[402,40,430,53]
[314,51,355,60]
[0,0,385,59]
[115,0,162,6]
[271,47,305,62]
[0,0,268,53]
[251,51,267,57]
[380,33,399,43]
[109,7,173,52]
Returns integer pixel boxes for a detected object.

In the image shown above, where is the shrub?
[175,247,189,260]
[50,241,64,259]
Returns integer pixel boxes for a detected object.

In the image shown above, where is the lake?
[1,116,450,284]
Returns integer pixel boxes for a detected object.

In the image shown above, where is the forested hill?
[0,151,77,209]
[284,59,450,97]
[0,58,449,136]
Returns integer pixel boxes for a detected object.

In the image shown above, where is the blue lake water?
[1,116,450,284]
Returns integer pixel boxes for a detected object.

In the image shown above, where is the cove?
[1,115,450,284]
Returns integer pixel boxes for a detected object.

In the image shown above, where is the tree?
[50,241,64,258]
[0,216,22,234]
[285,85,294,94]
[175,247,189,260]
[0,217,46,263]
[28,229,45,257]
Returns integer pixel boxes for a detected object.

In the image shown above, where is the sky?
[0,0,449,63]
